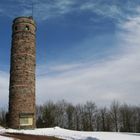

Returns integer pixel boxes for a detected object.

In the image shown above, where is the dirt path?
[1,133,63,140]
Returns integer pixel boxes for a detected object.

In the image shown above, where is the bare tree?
[55,100,68,128]
[42,101,56,127]
[66,103,75,129]
[0,108,7,127]
[74,104,83,130]
[36,105,45,128]
[110,101,120,132]
[100,107,107,131]
[81,101,97,131]
[119,104,133,132]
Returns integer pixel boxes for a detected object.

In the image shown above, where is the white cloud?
[0,0,76,20]
[0,1,140,107]
[36,14,140,106]
[0,0,137,21]
[31,0,75,20]
[1,14,140,107]
[80,2,122,19]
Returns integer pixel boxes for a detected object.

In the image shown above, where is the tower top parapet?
[12,16,36,35]
[13,16,36,26]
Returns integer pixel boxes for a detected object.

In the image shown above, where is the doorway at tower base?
[19,113,34,129]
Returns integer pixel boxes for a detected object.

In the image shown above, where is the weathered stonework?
[9,17,36,129]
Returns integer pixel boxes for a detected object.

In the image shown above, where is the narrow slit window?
[15,26,18,31]
[25,25,29,31]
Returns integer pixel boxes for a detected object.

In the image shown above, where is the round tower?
[9,17,36,129]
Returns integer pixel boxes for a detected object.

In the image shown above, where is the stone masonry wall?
[9,17,36,129]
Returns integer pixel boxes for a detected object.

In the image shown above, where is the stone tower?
[9,17,36,129]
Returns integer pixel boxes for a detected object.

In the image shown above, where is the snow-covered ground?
[0,127,13,140]
[0,136,13,140]
[1,126,140,140]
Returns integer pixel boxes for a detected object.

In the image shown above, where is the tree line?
[0,100,140,132]
[36,100,140,132]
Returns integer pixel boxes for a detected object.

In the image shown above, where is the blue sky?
[0,0,140,107]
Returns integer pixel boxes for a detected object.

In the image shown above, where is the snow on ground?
[0,127,13,140]
[0,136,13,140]
[0,127,139,140]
